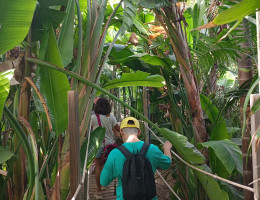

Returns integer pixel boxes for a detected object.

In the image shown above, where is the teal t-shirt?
[100,141,171,200]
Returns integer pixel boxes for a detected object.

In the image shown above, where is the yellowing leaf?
[192,21,216,31]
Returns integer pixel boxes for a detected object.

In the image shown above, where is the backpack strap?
[139,142,150,157]
[117,145,132,158]
[96,114,101,127]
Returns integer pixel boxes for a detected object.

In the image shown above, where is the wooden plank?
[88,174,116,200]
[68,91,81,200]
[250,94,260,199]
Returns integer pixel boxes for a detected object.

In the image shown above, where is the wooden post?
[257,12,260,91]
[143,87,149,142]
[68,91,81,200]
[250,11,260,200]
[250,95,260,200]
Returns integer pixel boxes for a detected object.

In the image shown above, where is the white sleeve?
[90,115,95,127]
[110,115,117,128]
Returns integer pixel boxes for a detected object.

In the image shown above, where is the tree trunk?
[206,64,218,94]
[13,31,32,199]
[238,19,254,200]
[159,3,208,145]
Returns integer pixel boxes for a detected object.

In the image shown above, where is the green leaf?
[209,149,230,178]
[227,127,241,138]
[97,71,164,95]
[31,0,67,41]
[122,0,138,31]
[158,128,205,164]
[200,94,229,140]
[194,164,229,200]
[158,128,229,199]
[213,0,260,26]
[35,25,70,134]
[199,140,242,175]
[80,127,106,169]
[79,0,87,11]
[0,0,37,54]
[58,0,75,67]
[251,97,260,115]
[0,70,14,119]
[217,71,236,88]
[139,0,169,9]
[133,18,149,35]
[242,77,260,138]
[0,146,14,164]
[137,12,155,23]
[108,52,174,74]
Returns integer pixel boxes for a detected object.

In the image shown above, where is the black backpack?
[117,143,156,200]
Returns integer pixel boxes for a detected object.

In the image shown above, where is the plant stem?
[3,106,35,199]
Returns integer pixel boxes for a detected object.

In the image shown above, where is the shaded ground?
[155,169,175,200]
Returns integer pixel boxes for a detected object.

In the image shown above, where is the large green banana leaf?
[158,128,205,164]
[58,0,75,67]
[97,71,164,95]
[109,53,173,69]
[0,146,14,164]
[200,94,229,140]
[194,165,229,200]
[213,0,259,25]
[195,0,260,30]
[159,128,229,199]
[0,0,36,54]
[35,25,70,134]
[199,140,242,175]
[80,127,106,170]
[0,69,14,119]
[108,51,174,74]
[31,0,67,41]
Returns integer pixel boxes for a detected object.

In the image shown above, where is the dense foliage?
[0,0,259,199]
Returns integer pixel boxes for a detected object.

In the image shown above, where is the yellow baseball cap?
[120,117,140,130]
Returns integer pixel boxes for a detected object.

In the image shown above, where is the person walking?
[100,117,172,200]
[90,97,120,199]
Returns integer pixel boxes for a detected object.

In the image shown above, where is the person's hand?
[163,141,172,150]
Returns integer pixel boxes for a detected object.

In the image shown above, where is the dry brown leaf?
[129,33,139,46]
[191,21,217,31]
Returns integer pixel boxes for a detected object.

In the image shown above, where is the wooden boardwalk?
[87,170,173,200]
[88,174,117,200]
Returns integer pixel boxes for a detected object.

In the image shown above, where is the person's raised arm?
[162,141,172,161]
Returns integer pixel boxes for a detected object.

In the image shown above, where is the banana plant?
[27,57,231,200]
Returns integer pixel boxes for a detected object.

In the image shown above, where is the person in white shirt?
[90,98,120,199]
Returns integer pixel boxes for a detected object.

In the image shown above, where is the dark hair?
[94,98,111,115]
